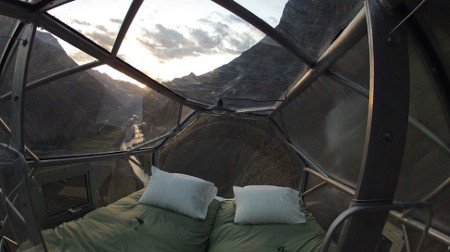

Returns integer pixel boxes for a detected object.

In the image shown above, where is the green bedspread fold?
[42,189,221,252]
[208,200,325,252]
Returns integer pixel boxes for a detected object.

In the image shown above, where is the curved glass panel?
[23,63,178,157]
[395,125,450,235]
[158,115,304,197]
[331,35,369,90]
[0,16,18,62]
[408,38,450,142]
[277,75,368,187]
[180,105,195,123]
[27,29,96,83]
[48,0,133,51]
[0,38,19,124]
[235,0,365,59]
[17,0,42,4]
[413,0,450,82]
[332,34,450,142]
[234,0,288,27]
[119,0,305,108]
[0,148,46,251]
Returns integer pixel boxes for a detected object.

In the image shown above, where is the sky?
[48,0,288,83]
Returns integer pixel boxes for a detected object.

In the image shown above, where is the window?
[42,174,90,216]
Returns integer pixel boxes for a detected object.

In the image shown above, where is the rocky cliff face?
[14,31,177,157]
[158,114,304,197]
[163,0,363,108]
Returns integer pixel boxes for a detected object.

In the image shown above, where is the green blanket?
[208,201,325,252]
[42,189,221,252]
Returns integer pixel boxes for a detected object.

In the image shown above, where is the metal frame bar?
[37,13,208,112]
[211,0,314,66]
[176,103,183,128]
[0,22,24,85]
[29,110,200,167]
[10,23,36,152]
[0,145,46,250]
[304,167,355,196]
[0,60,102,103]
[399,10,450,126]
[0,20,20,73]
[28,147,157,167]
[111,0,143,56]
[323,72,450,156]
[234,106,275,114]
[268,7,367,118]
[321,201,432,252]
[0,1,33,20]
[402,224,413,252]
[0,117,39,161]
[127,156,144,170]
[300,181,326,197]
[0,2,447,249]
[337,1,410,249]
[303,167,450,246]
[34,0,75,13]
[390,211,450,246]
[401,177,450,217]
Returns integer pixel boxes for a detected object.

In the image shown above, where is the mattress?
[42,189,221,252]
[208,200,325,252]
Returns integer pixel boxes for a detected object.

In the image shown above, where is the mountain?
[20,31,177,157]
[163,0,363,108]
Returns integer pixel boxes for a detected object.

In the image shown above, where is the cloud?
[110,18,123,24]
[70,51,94,63]
[70,19,91,26]
[190,28,220,49]
[213,22,230,37]
[228,32,256,52]
[95,25,109,33]
[86,30,116,48]
[145,24,192,49]
[138,25,200,61]
[136,15,260,62]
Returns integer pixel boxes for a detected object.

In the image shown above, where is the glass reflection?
[119,0,266,83]
[48,0,133,51]
[0,16,18,60]
[23,31,178,158]
[234,0,288,27]
[28,29,96,83]
[119,0,304,107]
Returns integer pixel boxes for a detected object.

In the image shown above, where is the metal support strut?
[320,201,433,252]
[337,0,410,250]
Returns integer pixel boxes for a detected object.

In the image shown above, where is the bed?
[42,189,221,252]
[208,200,325,252]
[43,190,325,252]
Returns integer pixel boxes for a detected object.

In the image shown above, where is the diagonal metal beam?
[211,0,314,66]
[0,117,39,161]
[34,0,74,12]
[111,0,144,56]
[0,0,34,20]
[267,7,367,118]
[303,166,450,246]
[0,21,21,73]
[327,72,450,156]
[38,13,208,112]
[0,61,103,103]
[0,22,24,85]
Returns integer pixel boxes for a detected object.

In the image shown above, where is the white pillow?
[233,185,305,224]
[139,166,217,220]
